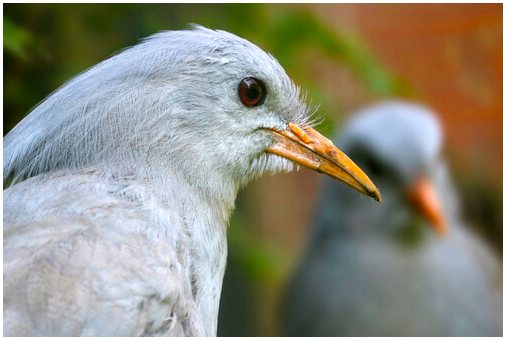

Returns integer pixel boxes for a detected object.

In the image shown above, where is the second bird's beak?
[265,122,382,202]
[407,176,447,235]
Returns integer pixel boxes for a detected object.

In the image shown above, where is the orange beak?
[265,122,381,202]
[407,176,447,235]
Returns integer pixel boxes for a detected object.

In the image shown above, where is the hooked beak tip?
[369,187,383,203]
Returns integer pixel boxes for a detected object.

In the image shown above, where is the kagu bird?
[3,26,380,336]
[281,101,502,336]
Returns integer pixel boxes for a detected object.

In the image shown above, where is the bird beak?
[265,122,381,202]
[407,176,447,235]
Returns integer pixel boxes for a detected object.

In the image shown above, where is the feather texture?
[4,26,312,336]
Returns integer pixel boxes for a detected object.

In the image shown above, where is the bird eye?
[238,77,266,107]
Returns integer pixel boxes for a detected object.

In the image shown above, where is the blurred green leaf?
[4,18,32,59]
[227,212,289,284]
[262,10,406,95]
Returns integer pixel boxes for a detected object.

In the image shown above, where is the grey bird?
[281,101,502,337]
[3,26,380,336]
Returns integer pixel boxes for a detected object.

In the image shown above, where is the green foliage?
[227,212,288,284]
[261,9,404,95]
[3,18,32,59]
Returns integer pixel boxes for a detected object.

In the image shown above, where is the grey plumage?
[281,101,502,336]
[3,26,316,336]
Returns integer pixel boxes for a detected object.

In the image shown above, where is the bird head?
[3,26,380,205]
[335,101,449,238]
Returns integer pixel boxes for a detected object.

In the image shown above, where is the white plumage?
[4,26,379,336]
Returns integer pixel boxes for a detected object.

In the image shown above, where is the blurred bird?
[281,101,502,337]
[3,26,380,336]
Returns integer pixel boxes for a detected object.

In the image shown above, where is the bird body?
[4,27,379,336]
[283,211,502,336]
[4,169,224,336]
[281,102,502,337]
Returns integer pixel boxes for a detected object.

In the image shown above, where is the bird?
[3,26,381,336]
[280,101,503,336]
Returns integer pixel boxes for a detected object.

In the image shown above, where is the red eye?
[238,77,266,107]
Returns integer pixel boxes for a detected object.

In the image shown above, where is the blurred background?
[3,3,502,336]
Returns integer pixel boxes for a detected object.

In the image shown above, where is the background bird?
[3,26,380,336]
[281,101,502,336]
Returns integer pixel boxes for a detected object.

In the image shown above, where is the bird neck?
[159,167,230,336]
[120,163,233,336]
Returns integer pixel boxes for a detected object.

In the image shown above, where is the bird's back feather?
[4,169,202,336]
